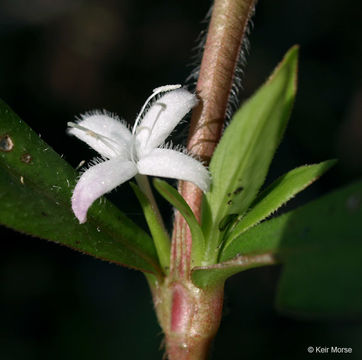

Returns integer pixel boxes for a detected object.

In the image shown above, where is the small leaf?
[204,46,299,260]
[220,180,362,316]
[191,253,275,289]
[0,99,162,275]
[153,178,205,265]
[130,181,170,272]
[223,160,336,252]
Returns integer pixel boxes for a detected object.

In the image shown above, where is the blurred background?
[0,0,361,359]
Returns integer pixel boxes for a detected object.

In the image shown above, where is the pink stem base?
[151,279,224,360]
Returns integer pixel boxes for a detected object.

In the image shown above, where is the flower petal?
[137,148,210,192]
[136,89,198,156]
[72,158,137,223]
[68,112,132,159]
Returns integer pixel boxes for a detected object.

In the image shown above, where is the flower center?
[129,84,181,163]
[68,84,182,162]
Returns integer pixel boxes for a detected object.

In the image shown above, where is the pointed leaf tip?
[204,46,300,261]
[222,159,337,256]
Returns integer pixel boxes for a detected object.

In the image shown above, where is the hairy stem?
[171,0,256,279]
[189,0,256,166]
[157,2,257,359]
[153,2,258,358]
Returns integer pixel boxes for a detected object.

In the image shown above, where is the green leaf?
[153,178,205,265]
[130,181,170,272]
[0,99,161,275]
[204,46,298,261]
[223,160,336,253]
[192,253,275,289]
[220,180,362,316]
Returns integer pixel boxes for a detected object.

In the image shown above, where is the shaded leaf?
[0,99,161,275]
[220,180,362,316]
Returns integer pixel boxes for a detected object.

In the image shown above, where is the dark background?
[1,0,361,359]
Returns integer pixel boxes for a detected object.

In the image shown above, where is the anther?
[132,84,182,135]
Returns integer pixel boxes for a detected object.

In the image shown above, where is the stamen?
[152,84,181,93]
[131,84,182,135]
[68,122,98,137]
[68,121,122,156]
[136,103,166,136]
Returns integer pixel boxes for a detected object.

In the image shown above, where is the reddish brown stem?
[171,0,257,279]
[151,278,224,360]
[155,1,257,359]
[188,0,256,165]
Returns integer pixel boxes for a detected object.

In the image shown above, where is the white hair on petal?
[77,109,130,129]
[77,156,108,177]
[159,141,210,170]
[67,109,131,138]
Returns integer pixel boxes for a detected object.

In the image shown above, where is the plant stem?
[171,0,257,278]
[152,278,224,360]
[183,0,256,219]
[155,1,257,359]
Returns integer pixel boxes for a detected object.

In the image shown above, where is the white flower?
[68,85,210,224]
